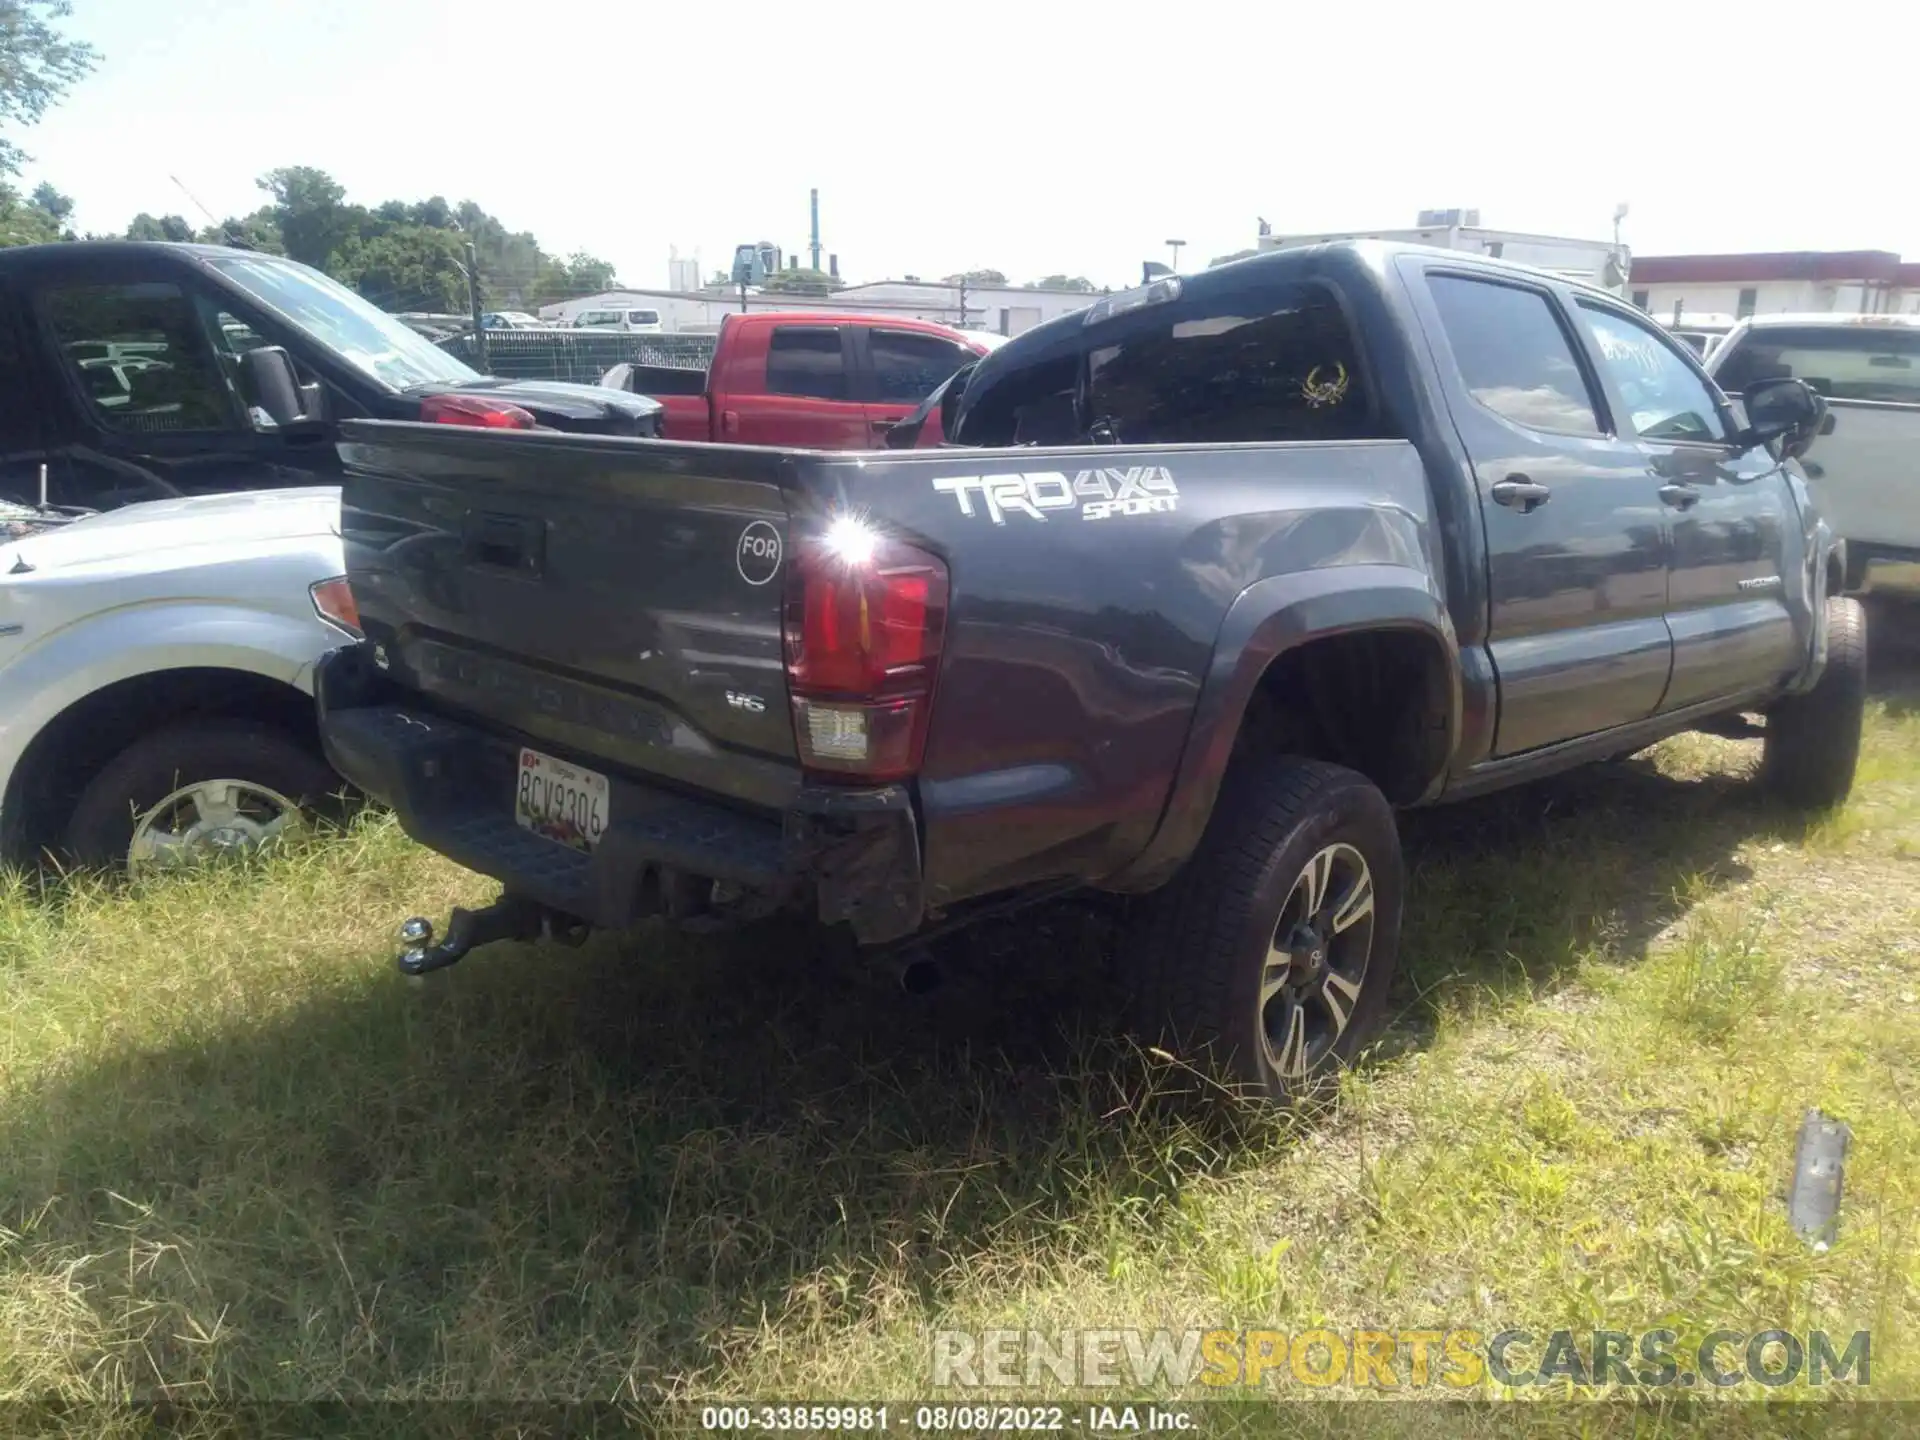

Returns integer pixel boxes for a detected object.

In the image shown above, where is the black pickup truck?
[316,241,1860,1103]
[0,242,660,513]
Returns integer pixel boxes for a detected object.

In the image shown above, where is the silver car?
[0,486,354,872]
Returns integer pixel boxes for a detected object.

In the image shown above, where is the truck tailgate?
[336,421,800,812]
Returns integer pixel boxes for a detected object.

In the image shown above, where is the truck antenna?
[169,174,256,251]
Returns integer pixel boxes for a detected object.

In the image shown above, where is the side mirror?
[1735,377,1825,459]
[241,345,323,430]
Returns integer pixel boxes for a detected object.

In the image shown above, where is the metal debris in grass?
[1787,1109,1851,1252]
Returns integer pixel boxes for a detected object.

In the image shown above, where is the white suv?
[0,487,354,871]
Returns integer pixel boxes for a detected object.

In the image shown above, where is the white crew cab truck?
[0,487,355,871]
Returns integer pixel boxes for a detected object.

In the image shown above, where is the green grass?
[5,669,1920,1437]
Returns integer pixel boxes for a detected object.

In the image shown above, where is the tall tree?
[0,2,99,178]
[28,178,70,227]
[942,268,1007,286]
[126,211,196,242]
[1026,274,1095,292]
[0,183,60,246]
[257,166,364,269]
[334,226,468,313]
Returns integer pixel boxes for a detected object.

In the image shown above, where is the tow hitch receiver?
[396,892,560,975]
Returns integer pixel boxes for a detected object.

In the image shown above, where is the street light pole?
[1165,238,1186,273]
[465,240,489,374]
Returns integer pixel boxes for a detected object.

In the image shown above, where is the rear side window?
[766,326,847,400]
[1084,283,1381,444]
[1714,325,1920,405]
[870,329,977,403]
[1428,276,1602,435]
[41,282,239,433]
[952,352,1081,447]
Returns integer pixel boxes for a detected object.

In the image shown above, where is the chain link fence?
[437,330,717,385]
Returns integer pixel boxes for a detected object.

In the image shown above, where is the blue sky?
[15,0,1917,291]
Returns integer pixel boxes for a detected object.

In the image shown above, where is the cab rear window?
[951,280,1385,447]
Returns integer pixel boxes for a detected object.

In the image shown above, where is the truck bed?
[324,419,1436,939]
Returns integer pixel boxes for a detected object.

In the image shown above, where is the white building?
[1627,251,1920,323]
[1256,209,1629,293]
[537,279,1101,336]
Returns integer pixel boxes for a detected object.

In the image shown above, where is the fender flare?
[1794,525,1844,696]
[1105,564,1460,893]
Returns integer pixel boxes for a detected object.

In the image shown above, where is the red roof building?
[1628,250,1920,323]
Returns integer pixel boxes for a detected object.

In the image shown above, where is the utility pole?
[958,276,969,329]
[465,240,490,374]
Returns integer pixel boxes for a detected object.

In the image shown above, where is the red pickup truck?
[598,311,987,448]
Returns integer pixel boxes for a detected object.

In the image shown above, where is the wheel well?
[1829,549,1846,598]
[1235,629,1453,806]
[2,667,320,863]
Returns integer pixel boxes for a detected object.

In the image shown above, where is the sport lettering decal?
[931,466,1180,525]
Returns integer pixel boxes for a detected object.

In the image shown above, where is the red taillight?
[783,520,948,782]
[419,393,537,429]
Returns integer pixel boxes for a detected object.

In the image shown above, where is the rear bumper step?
[315,643,926,943]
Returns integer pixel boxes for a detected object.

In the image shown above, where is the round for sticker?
[737,520,783,585]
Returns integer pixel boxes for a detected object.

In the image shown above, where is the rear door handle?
[1658,482,1702,510]
[1490,477,1551,512]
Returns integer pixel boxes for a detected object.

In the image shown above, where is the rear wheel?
[64,722,343,873]
[1121,757,1404,1104]
[1761,596,1867,812]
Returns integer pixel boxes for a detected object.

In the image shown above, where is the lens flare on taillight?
[782,519,947,782]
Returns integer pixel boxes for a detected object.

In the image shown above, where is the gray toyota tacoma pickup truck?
[315,240,1860,1104]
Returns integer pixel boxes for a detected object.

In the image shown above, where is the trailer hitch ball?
[393,894,545,977]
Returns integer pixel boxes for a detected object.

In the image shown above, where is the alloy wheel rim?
[1259,842,1376,1083]
[127,778,299,873]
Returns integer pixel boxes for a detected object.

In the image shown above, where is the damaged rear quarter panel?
[788,440,1439,909]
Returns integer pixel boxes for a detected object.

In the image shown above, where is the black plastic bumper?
[314,643,926,944]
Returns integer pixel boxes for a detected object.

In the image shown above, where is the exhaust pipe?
[895,950,943,996]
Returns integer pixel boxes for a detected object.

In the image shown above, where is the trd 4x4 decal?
[931,466,1179,525]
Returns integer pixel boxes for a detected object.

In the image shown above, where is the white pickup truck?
[0,487,354,872]
[1709,313,1920,594]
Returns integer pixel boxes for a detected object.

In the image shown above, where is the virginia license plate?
[513,747,609,852]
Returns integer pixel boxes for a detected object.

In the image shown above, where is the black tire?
[1120,757,1404,1104]
[1761,596,1867,812]
[64,721,344,872]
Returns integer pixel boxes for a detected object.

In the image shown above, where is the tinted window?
[870,329,975,403]
[952,352,1081,447]
[1714,325,1920,406]
[0,288,42,449]
[1085,283,1380,444]
[1579,304,1727,443]
[766,327,848,400]
[42,282,238,433]
[1429,276,1602,435]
